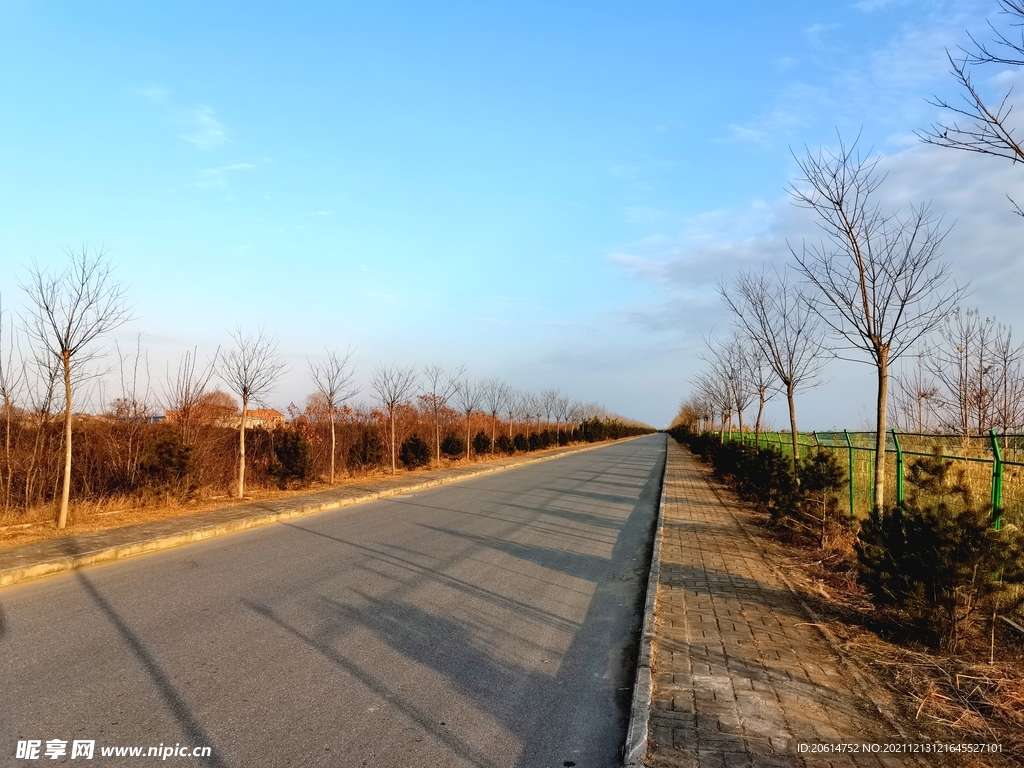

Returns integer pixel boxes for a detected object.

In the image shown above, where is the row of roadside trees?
[681,1,1024,513]
[0,251,651,528]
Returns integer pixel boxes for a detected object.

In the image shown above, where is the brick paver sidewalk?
[647,441,904,768]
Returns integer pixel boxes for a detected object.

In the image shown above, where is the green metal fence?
[720,429,1024,530]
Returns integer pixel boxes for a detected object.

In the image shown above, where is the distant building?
[244,409,285,429]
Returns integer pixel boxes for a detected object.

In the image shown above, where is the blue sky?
[2,0,1022,428]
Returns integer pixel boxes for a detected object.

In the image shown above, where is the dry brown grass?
[754,519,1024,766]
[0,443,596,551]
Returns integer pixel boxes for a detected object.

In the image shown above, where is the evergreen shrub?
[400,435,432,469]
[857,448,1024,650]
[472,430,491,455]
[440,433,466,459]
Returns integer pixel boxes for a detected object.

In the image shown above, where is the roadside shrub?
[440,433,466,459]
[496,434,515,454]
[581,418,606,442]
[268,428,313,487]
[140,427,192,491]
[528,432,542,451]
[857,448,1024,650]
[672,430,844,544]
[793,449,847,545]
[513,433,529,452]
[348,429,385,470]
[472,430,491,455]
[400,435,431,469]
[558,430,570,446]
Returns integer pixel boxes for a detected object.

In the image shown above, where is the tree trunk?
[435,412,442,464]
[238,394,248,498]
[57,352,73,529]
[329,407,336,484]
[737,408,744,446]
[786,381,799,467]
[754,388,766,450]
[465,415,471,461]
[873,350,889,512]
[390,409,397,474]
[3,392,12,512]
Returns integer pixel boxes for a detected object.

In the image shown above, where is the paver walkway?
[647,441,903,768]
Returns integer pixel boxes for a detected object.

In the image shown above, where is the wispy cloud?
[194,162,254,189]
[803,22,842,47]
[726,3,986,149]
[139,87,229,150]
[182,106,227,150]
[852,0,910,11]
[726,83,832,146]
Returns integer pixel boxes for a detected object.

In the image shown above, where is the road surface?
[1,434,665,767]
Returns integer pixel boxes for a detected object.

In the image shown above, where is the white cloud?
[611,140,1024,337]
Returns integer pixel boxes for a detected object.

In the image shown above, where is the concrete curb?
[0,437,642,590]
[623,437,667,767]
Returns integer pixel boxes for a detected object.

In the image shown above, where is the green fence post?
[843,430,855,519]
[891,429,904,507]
[990,429,1004,531]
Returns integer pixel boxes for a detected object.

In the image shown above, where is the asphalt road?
[1,434,666,768]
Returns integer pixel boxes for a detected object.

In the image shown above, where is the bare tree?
[482,377,510,453]
[926,307,1024,437]
[790,137,965,510]
[541,389,559,432]
[740,339,776,448]
[719,266,825,460]
[370,363,418,474]
[692,369,732,442]
[555,394,572,442]
[919,1,1024,212]
[453,378,483,460]
[218,326,287,498]
[21,344,61,509]
[421,364,463,462]
[517,392,537,439]
[701,335,755,442]
[0,297,25,512]
[504,387,520,439]
[889,350,940,434]
[308,347,358,484]
[21,246,133,528]
[106,336,152,492]
[162,347,218,446]
[992,324,1024,432]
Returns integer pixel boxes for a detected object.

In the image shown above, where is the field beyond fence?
[723,429,1023,530]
